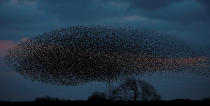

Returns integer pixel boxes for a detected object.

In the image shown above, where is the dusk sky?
[0,0,210,101]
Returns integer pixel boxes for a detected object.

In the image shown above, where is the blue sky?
[0,0,210,101]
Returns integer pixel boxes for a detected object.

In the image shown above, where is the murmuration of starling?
[5,26,209,86]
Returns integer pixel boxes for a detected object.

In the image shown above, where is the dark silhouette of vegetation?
[35,96,69,102]
[87,92,109,101]
[1,97,210,105]
[107,78,161,101]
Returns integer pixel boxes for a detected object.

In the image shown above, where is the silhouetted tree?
[35,96,65,102]
[87,92,108,101]
[107,78,161,101]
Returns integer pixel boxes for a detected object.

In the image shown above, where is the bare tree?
[107,78,161,101]
[87,92,107,101]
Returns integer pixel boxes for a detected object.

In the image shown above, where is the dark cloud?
[139,0,210,24]
[197,0,210,14]
[0,0,210,46]
[124,0,183,10]
[101,0,183,10]
[0,0,209,25]
[36,0,124,22]
[0,0,50,31]
[34,0,210,25]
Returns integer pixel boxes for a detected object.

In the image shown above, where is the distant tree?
[87,92,108,101]
[202,97,210,101]
[107,78,161,101]
[35,96,65,102]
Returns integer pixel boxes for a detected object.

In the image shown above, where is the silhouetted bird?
[6,26,209,85]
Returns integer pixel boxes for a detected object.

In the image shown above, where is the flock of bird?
[5,26,209,86]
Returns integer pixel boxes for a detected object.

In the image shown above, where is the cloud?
[0,0,210,47]
[125,0,209,25]
[121,0,183,10]
[0,40,17,57]
[0,0,209,24]
[35,0,127,22]
[197,0,210,13]
[0,37,29,57]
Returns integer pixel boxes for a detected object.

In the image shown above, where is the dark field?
[1,97,210,105]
